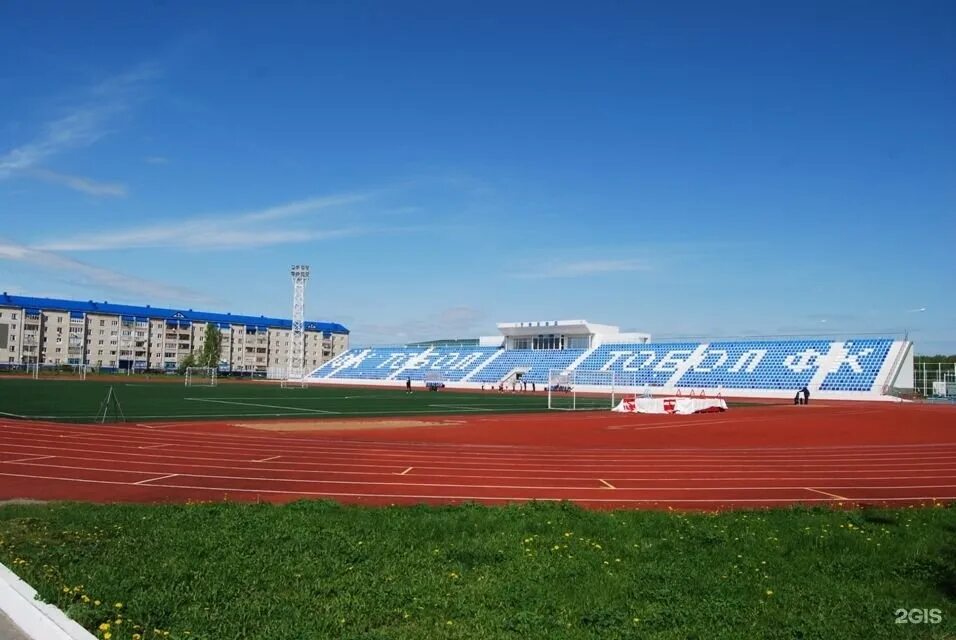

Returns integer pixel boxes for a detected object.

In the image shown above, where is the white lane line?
[184,398,339,414]
[399,467,414,475]
[0,411,28,419]
[805,487,849,501]
[254,455,281,463]
[134,473,179,486]
[138,444,169,450]
[0,471,952,504]
[2,442,955,475]
[3,455,54,464]
[599,478,616,489]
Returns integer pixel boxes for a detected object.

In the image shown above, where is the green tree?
[176,351,197,375]
[198,323,223,369]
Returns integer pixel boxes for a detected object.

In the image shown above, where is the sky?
[1,1,954,351]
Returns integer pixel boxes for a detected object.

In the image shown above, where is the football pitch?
[0,378,572,421]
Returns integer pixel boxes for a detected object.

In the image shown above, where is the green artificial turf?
[0,378,554,421]
[1,501,954,639]
[0,378,756,422]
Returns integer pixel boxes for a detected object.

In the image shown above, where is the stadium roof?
[0,293,349,334]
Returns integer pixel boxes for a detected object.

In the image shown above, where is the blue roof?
[0,293,349,334]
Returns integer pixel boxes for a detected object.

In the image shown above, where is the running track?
[0,402,954,510]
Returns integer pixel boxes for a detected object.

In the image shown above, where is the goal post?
[547,369,617,410]
[184,367,217,387]
[424,371,447,391]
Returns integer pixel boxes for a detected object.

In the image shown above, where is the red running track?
[0,402,954,510]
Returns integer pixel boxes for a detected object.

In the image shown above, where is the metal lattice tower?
[288,265,310,380]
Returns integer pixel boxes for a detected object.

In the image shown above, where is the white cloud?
[0,63,157,195]
[36,192,376,251]
[26,168,127,197]
[515,258,652,279]
[0,238,212,304]
[351,306,487,345]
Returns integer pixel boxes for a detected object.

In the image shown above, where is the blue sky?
[1,1,954,351]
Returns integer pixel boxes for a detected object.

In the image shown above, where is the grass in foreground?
[1,501,954,639]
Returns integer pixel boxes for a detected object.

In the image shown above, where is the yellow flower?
[94,600,101,606]
[114,602,123,609]
[766,590,774,596]
[133,635,142,640]
[98,623,110,631]
[104,634,111,640]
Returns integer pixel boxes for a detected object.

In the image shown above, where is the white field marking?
[599,479,616,489]
[0,411,28,419]
[6,449,956,483]
[5,459,956,492]
[427,404,494,412]
[1,441,955,475]
[0,470,947,504]
[184,398,339,414]
[3,421,956,465]
[254,455,281,463]
[805,487,850,500]
[3,425,954,464]
[138,443,170,450]
[5,455,956,482]
[2,455,54,463]
[6,413,945,454]
[399,467,413,475]
[15,406,558,420]
[134,473,179,485]
[4,439,956,474]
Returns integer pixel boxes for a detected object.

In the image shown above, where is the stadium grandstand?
[0,293,349,374]
[308,319,914,401]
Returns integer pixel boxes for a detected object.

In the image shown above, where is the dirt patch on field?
[231,419,466,432]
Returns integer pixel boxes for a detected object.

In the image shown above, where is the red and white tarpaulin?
[612,397,728,414]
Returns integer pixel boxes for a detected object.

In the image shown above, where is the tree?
[176,351,197,375]
[198,323,223,369]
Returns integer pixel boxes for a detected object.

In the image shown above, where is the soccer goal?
[547,369,617,410]
[424,371,447,391]
[184,367,217,387]
[281,377,307,389]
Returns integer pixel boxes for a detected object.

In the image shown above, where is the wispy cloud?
[352,306,487,344]
[0,63,157,196]
[515,258,652,279]
[26,168,127,197]
[36,192,376,251]
[0,238,212,304]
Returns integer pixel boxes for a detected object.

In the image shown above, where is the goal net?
[185,367,217,387]
[547,369,617,410]
[30,363,94,380]
[424,371,446,391]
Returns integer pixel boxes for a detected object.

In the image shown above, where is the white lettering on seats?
[653,350,693,372]
[377,353,409,369]
[729,349,767,373]
[827,348,874,374]
[622,351,657,371]
[690,350,728,373]
[783,349,826,373]
[601,351,634,371]
[450,353,486,370]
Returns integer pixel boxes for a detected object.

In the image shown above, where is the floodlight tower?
[288,265,310,380]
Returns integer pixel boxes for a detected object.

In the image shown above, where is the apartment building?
[0,293,349,373]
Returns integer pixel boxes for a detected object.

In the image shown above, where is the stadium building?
[0,293,349,373]
[310,319,914,401]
